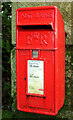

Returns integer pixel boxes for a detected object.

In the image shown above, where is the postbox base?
[17,107,58,116]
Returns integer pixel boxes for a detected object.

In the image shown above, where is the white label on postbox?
[28,60,44,95]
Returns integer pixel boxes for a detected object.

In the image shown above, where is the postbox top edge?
[16,5,57,12]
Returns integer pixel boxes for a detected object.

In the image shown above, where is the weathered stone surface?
[51,2,71,45]
[71,2,73,45]
[12,3,18,45]
[12,2,72,45]
[71,47,73,112]
[11,47,16,97]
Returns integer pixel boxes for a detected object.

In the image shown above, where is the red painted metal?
[16,6,65,116]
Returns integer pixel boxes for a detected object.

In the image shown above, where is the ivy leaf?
[6,40,11,52]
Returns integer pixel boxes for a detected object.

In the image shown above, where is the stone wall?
[11,2,73,119]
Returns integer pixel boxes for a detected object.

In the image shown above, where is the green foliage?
[12,95,17,112]
[2,2,13,114]
[2,81,13,110]
[2,2,12,78]
[2,110,12,119]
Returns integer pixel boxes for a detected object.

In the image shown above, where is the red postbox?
[16,6,65,116]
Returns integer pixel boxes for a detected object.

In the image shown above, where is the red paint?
[16,6,65,116]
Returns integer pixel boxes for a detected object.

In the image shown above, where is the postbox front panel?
[16,49,55,112]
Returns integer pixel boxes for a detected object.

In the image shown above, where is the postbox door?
[17,29,55,112]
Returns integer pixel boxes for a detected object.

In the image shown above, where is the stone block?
[11,47,16,97]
